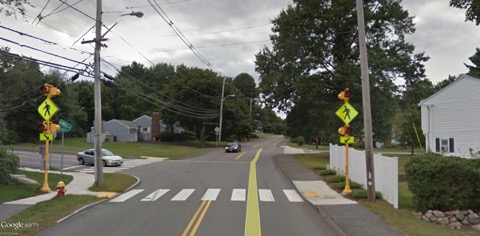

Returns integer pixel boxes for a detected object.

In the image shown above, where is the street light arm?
[121,11,144,18]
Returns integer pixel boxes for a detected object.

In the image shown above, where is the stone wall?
[414,210,480,231]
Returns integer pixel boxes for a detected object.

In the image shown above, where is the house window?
[435,138,454,153]
[142,127,149,132]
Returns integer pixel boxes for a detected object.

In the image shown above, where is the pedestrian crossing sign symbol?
[340,136,354,144]
[335,102,358,124]
[37,97,59,121]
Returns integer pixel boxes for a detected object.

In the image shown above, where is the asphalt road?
[37,135,338,236]
[10,149,81,171]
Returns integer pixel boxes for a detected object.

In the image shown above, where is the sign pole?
[61,132,64,176]
[40,121,51,192]
[343,142,351,195]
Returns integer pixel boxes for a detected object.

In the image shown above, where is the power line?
[0,50,93,76]
[0,36,91,67]
[147,0,216,71]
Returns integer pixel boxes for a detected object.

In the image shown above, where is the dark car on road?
[225,142,242,153]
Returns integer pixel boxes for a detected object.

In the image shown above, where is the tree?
[0,0,32,18]
[160,65,222,139]
[450,0,480,25]
[0,53,44,142]
[465,48,480,77]
[255,0,428,143]
[232,73,258,99]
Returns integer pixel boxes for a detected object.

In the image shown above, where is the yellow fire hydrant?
[56,181,66,197]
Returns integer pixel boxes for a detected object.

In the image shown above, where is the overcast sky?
[1,0,479,86]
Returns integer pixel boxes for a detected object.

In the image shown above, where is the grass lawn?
[0,170,73,203]
[3,137,218,160]
[1,172,136,235]
[294,152,480,235]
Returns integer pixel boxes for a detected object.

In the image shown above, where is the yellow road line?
[245,149,263,236]
[182,200,211,236]
[191,200,212,235]
[235,151,246,160]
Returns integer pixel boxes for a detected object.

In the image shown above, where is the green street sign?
[59,119,72,133]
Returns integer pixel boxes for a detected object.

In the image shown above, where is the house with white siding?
[418,74,480,158]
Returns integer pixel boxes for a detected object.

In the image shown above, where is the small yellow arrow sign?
[40,133,53,141]
[37,97,59,121]
[340,136,354,144]
[336,102,358,125]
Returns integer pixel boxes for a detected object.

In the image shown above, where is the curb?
[56,174,141,223]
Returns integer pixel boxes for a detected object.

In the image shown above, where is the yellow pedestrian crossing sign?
[40,133,53,141]
[37,97,59,121]
[335,102,358,125]
[340,136,354,144]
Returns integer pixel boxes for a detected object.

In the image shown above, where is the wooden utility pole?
[355,0,376,201]
[94,0,104,184]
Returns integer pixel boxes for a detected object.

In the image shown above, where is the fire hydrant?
[56,181,66,197]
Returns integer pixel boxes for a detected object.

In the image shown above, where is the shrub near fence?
[405,154,480,212]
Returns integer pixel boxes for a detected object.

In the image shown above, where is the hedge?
[405,153,480,212]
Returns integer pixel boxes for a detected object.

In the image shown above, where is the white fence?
[329,144,399,208]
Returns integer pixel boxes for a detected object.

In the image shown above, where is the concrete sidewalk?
[277,147,405,236]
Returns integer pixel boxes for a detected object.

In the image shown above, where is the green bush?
[178,131,197,142]
[296,136,305,146]
[156,131,197,142]
[352,189,382,199]
[313,166,326,170]
[327,175,346,183]
[405,153,480,212]
[0,148,19,184]
[335,181,363,189]
[319,169,336,175]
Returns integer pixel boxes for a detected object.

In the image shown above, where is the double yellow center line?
[182,200,212,236]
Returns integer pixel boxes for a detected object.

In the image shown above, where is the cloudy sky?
[1,0,479,86]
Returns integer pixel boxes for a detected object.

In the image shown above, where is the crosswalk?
[109,188,305,203]
[77,159,163,174]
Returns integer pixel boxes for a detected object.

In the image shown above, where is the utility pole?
[219,77,226,142]
[356,0,375,201]
[93,0,103,184]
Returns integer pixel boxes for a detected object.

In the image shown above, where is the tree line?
[0,51,283,144]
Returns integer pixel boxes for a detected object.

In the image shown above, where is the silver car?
[77,149,124,167]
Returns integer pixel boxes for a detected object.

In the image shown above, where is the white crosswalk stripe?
[201,189,221,201]
[110,189,144,202]
[171,189,195,201]
[231,189,246,201]
[77,159,163,174]
[258,189,275,202]
[110,188,305,203]
[141,189,170,202]
[283,189,304,202]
